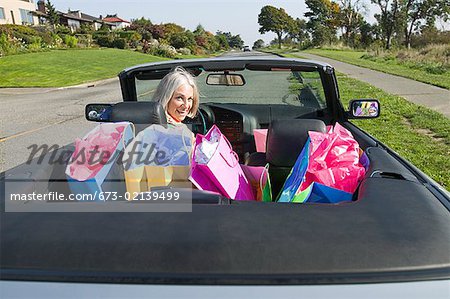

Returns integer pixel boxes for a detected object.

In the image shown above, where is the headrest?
[110,102,167,125]
[266,119,326,167]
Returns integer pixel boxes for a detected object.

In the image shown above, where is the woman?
[152,66,199,127]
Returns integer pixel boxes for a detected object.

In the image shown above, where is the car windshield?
[135,69,327,110]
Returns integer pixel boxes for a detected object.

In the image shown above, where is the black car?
[1,57,449,297]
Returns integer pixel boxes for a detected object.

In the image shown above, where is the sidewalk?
[300,53,450,118]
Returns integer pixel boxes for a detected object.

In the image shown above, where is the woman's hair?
[152,66,199,118]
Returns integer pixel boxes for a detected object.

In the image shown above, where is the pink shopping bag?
[189,126,255,200]
[253,129,268,153]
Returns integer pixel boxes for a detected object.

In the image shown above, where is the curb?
[57,77,118,90]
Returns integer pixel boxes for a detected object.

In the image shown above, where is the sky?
[48,0,380,45]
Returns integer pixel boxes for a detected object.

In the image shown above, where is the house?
[58,10,116,32]
[102,15,130,29]
[0,0,39,25]
[34,1,116,32]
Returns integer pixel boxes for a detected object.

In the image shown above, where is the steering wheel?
[183,108,208,135]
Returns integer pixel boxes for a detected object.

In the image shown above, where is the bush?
[112,38,128,49]
[64,35,78,48]
[177,47,191,55]
[148,43,176,58]
[75,34,93,48]
[95,34,114,47]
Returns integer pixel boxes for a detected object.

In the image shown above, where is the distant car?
[243,45,251,52]
[1,57,449,297]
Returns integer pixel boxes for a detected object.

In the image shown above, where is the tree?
[338,0,366,46]
[288,18,309,44]
[215,32,230,50]
[169,30,196,50]
[305,0,340,46]
[130,17,152,28]
[400,0,450,49]
[258,5,295,48]
[253,39,265,49]
[45,0,59,29]
[372,0,401,49]
[216,31,244,49]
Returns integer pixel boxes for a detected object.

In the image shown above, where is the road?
[0,79,122,172]
[300,52,450,118]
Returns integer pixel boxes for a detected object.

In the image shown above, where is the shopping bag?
[300,123,366,194]
[241,164,272,202]
[65,122,134,200]
[277,138,310,203]
[189,125,254,200]
[253,129,268,153]
[292,182,352,204]
[278,122,367,203]
[123,124,193,196]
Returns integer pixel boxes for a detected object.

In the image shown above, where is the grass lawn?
[304,48,450,90]
[0,48,171,87]
[278,51,450,189]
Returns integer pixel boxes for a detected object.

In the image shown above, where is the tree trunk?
[277,32,282,49]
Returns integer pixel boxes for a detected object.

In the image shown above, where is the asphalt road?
[0,79,122,172]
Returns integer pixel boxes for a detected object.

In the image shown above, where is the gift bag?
[241,164,272,202]
[253,129,268,153]
[65,122,134,200]
[189,125,254,200]
[278,123,367,203]
[300,122,366,194]
[123,124,193,197]
[292,182,352,204]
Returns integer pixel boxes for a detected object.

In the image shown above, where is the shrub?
[95,34,114,47]
[149,43,176,58]
[64,35,78,48]
[177,47,191,55]
[75,34,93,48]
[112,37,128,49]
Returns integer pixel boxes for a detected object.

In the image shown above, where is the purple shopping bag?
[189,126,255,200]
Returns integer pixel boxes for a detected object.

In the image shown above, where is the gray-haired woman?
[152,66,199,126]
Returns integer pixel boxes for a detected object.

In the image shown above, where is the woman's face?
[167,83,194,122]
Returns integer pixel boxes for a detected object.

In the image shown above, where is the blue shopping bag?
[66,122,134,201]
[292,182,352,204]
[277,139,310,203]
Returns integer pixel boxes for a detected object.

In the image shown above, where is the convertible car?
[1,56,449,297]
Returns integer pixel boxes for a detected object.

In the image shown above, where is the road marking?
[0,116,81,143]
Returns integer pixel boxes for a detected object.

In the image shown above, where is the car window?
[135,69,327,110]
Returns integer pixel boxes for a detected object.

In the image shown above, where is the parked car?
[1,57,449,298]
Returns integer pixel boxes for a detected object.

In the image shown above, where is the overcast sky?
[49,0,379,45]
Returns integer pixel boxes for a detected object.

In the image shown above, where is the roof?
[102,17,130,23]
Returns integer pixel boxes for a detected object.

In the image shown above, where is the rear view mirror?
[348,99,380,119]
[85,103,113,122]
[206,73,245,86]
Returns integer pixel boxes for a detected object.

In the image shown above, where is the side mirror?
[85,103,113,122]
[348,99,380,119]
[206,73,245,86]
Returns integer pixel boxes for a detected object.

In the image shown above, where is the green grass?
[303,48,450,90]
[0,48,170,87]
[279,51,450,189]
[339,74,449,189]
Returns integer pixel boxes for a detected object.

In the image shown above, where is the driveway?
[300,53,450,118]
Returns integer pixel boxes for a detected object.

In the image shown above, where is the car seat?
[110,101,167,132]
[246,119,326,198]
